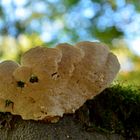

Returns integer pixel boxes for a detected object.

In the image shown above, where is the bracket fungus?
[0,41,120,122]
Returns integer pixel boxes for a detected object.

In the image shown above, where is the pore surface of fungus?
[0,41,120,122]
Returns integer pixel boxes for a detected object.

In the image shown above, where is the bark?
[0,112,124,140]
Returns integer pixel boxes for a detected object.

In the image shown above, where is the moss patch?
[75,84,140,139]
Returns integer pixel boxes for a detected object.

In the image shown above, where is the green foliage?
[126,0,140,11]
[76,84,140,139]
[0,0,139,40]
[93,26,123,44]
[62,0,80,8]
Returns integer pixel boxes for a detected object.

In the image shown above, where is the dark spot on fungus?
[51,72,60,79]
[5,100,14,108]
[29,97,36,103]
[51,72,58,77]
[29,75,38,83]
[37,116,41,119]
[76,80,80,83]
[17,81,25,88]
[41,110,47,114]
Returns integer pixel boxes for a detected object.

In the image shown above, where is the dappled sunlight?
[128,37,140,56]
[0,34,44,62]
[111,38,140,84]
[0,36,18,61]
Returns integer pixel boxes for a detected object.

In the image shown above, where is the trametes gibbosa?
[0,41,120,122]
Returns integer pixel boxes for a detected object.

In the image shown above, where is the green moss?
[76,84,140,139]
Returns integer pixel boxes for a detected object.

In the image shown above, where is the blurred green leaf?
[62,0,80,7]
[93,26,123,44]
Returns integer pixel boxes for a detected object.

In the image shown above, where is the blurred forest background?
[0,0,140,85]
